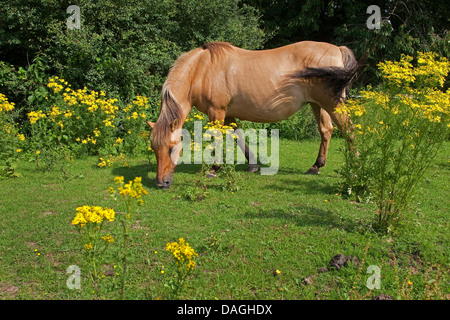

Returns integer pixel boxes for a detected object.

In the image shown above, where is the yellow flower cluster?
[0,93,15,112]
[185,109,206,122]
[72,205,116,227]
[204,120,238,135]
[47,76,67,93]
[378,55,416,87]
[27,77,154,154]
[190,141,202,152]
[28,110,46,124]
[98,153,128,168]
[97,157,113,168]
[378,52,450,88]
[335,98,366,117]
[112,176,148,201]
[132,95,149,108]
[101,234,114,243]
[47,76,119,130]
[124,95,150,120]
[166,238,198,271]
[340,52,449,125]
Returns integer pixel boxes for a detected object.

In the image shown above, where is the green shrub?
[338,52,450,233]
[0,93,25,178]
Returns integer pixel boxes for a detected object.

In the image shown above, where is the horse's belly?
[227,86,308,123]
[230,103,302,123]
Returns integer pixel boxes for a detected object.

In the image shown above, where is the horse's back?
[188,41,350,122]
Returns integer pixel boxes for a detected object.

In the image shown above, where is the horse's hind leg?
[225,117,259,173]
[326,107,357,155]
[306,103,334,174]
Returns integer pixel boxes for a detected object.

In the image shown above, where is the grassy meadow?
[0,138,448,300]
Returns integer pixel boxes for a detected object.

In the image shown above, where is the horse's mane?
[151,86,183,148]
[202,42,234,61]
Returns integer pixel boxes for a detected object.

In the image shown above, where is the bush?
[0,93,25,178]
[25,76,154,169]
[0,0,265,112]
[338,52,450,233]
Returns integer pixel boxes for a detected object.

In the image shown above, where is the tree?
[244,0,449,86]
[0,0,266,107]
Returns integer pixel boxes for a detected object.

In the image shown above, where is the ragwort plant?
[338,52,450,233]
[109,176,148,299]
[71,205,116,298]
[164,238,198,299]
[0,93,25,178]
[27,77,154,169]
[183,109,242,200]
[71,176,147,299]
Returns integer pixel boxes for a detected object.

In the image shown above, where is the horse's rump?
[291,45,359,102]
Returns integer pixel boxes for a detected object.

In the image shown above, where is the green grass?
[0,139,448,300]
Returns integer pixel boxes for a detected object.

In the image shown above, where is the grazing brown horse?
[147,41,359,188]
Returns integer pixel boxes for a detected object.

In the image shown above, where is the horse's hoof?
[305,167,320,175]
[247,164,259,173]
[206,171,217,179]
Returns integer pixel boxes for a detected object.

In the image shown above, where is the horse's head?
[147,119,182,189]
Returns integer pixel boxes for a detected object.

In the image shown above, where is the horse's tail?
[292,46,360,102]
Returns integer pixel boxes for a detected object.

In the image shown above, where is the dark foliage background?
[0,0,448,139]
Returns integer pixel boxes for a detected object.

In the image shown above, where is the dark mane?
[202,42,234,61]
[151,87,183,148]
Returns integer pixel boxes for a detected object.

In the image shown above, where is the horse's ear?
[146,121,156,129]
[170,119,179,131]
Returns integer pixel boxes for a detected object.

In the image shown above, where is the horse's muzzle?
[156,179,172,189]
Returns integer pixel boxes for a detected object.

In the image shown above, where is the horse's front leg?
[306,104,334,174]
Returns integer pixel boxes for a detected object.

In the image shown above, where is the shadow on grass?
[262,175,339,196]
[111,162,204,189]
[243,205,360,232]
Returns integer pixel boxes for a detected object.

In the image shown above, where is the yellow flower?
[166,238,198,271]
[72,205,115,227]
[114,176,124,184]
[28,110,46,124]
[116,176,148,200]
[101,234,114,243]
[0,93,15,112]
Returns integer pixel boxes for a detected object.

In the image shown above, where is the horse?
[147,41,359,188]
